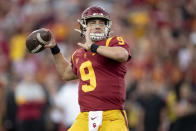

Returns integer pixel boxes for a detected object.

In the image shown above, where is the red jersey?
[71,36,131,112]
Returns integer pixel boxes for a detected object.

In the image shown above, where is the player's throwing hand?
[44,30,57,48]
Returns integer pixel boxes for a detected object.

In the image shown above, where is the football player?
[45,6,131,131]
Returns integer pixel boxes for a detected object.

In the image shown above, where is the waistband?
[78,110,127,121]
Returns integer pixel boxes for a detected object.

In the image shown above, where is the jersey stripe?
[71,50,77,65]
[105,37,113,47]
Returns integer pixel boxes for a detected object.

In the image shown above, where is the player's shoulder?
[73,48,84,55]
[106,36,126,46]
[111,36,126,42]
[71,48,83,59]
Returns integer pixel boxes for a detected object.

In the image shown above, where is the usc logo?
[93,123,96,128]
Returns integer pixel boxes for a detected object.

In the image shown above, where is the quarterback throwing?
[45,6,131,131]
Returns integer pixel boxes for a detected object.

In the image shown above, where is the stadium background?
[0,0,196,131]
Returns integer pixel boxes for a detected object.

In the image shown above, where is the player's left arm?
[99,36,131,62]
[79,38,131,62]
[78,28,131,62]
[96,44,129,62]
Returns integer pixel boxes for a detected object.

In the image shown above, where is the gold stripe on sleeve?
[105,37,113,47]
[71,50,77,65]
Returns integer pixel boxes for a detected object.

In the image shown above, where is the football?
[26,28,51,53]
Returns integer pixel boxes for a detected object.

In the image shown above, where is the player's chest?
[74,40,107,66]
[75,51,99,68]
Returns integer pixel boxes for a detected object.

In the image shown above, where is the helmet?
[76,6,112,41]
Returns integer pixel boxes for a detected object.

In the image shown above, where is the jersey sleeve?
[109,36,132,61]
[70,50,77,75]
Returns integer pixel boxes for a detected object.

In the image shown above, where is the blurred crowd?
[0,0,196,131]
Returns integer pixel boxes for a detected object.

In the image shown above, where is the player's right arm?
[52,52,78,81]
[45,31,78,81]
